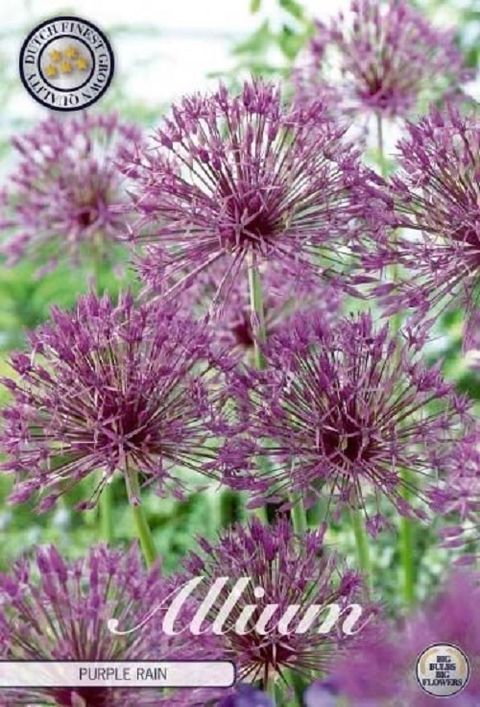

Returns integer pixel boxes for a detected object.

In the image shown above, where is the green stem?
[129,469,157,566]
[220,254,268,528]
[247,252,267,370]
[262,665,272,697]
[377,113,416,607]
[350,508,372,593]
[284,669,305,705]
[253,506,269,524]
[100,479,113,543]
[397,375,415,604]
[247,253,271,524]
[219,488,244,527]
[92,235,105,294]
[248,254,310,540]
[291,495,308,535]
[247,251,310,703]
[235,252,268,526]
[399,500,415,606]
[376,112,387,178]
[254,456,274,524]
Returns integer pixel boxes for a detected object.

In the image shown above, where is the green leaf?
[279,0,304,21]
[277,24,305,59]
[232,20,273,56]
[250,0,261,13]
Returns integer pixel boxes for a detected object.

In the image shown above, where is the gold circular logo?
[416,643,470,698]
[19,16,114,111]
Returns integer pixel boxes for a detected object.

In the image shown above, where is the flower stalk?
[291,495,308,536]
[128,468,157,567]
[247,252,267,370]
[99,479,114,543]
[350,508,372,594]
[377,113,415,607]
[248,252,309,535]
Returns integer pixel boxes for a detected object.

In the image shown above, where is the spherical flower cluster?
[181,518,367,685]
[224,312,471,533]
[0,113,140,270]
[0,293,232,511]
[120,80,387,307]
[321,570,480,705]
[431,434,480,522]
[302,0,468,119]
[429,433,480,560]
[0,544,222,706]
[376,105,480,345]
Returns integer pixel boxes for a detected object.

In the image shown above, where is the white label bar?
[0,661,235,688]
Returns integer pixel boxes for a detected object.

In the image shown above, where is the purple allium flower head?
[302,0,468,119]
[0,543,222,706]
[225,311,471,531]
[181,517,368,686]
[219,684,274,707]
[0,293,232,511]
[120,79,386,306]
[329,626,406,704]
[429,433,480,560]
[431,433,480,523]
[375,105,480,344]
[0,113,140,269]
[329,571,480,705]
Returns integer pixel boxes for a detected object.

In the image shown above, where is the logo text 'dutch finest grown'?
[19,16,114,111]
